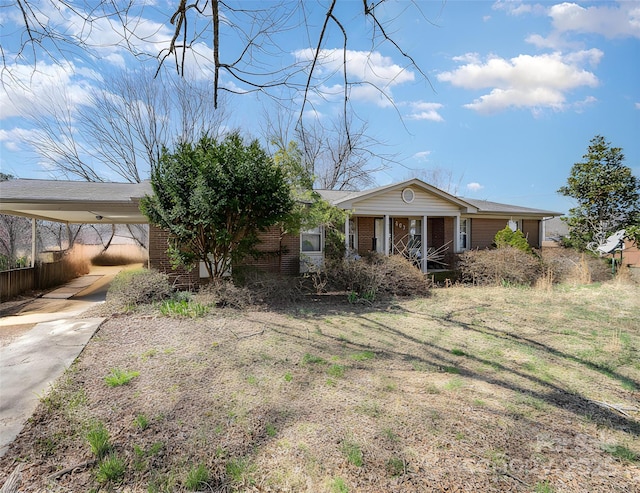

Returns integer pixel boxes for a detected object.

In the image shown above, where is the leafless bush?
[91,245,148,266]
[535,266,554,291]
[540,248,611,284]
[196,279,255,309]
[60,246,91,278]
[106,269,172,308]
[325,253,430,298]
[458,247,542,286]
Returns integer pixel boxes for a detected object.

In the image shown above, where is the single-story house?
[0,178,562,286]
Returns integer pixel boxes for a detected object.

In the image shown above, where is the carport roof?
[0,179,152,224]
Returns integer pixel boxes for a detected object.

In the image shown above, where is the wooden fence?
[0,261,85,301]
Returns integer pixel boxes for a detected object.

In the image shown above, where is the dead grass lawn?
[1,283,639,492]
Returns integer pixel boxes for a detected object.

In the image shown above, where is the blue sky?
[1,1,638,214]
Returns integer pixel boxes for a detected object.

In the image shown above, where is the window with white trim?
[460,218,469,250]
[348,219,357,250]
[301,226,322,252]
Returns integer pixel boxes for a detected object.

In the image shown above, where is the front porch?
[344,215,459,272]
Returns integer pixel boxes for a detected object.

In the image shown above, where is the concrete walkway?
[0,266,125,457]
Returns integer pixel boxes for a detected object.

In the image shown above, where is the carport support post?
[31,218,36,267]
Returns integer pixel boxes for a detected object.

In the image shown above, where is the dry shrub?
[195,279,254,309]
[106,268,172,308]
[60,247,91,278]
[91,245,148,266]
[534,266,554,291]
[238,268,306,304]
[540,248,611,284]
[614,264,635,285]
[325,253,430,298]
[458,247,542,286]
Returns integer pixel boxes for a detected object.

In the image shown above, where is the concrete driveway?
[0,265,128,457]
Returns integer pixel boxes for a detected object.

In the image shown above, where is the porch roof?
[317,179,561,218]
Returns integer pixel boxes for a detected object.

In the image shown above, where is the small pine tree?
[494,226,532,253]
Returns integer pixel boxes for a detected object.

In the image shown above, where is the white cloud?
[437,52,600,114]
[0,61,94,119]
[635,102,640,110]
[406,102,444,122]
[492,1,546,16]
[0,128,39,152]
[466,182,484,192]
[549,2,640,39]
[573,95,597,113]
[413,151,431,161]
[452,53,482,64]
[293,48,415,107]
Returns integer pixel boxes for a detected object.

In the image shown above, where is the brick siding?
[357,217,375,255]
[241,226,301,275]
[148,224,200,289]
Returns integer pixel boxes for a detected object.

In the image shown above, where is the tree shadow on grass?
[356,311,640,437]
[263,303,639,438]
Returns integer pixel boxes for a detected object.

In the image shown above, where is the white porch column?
[384,214,390,256]
[421,215,428,273]
[453,215,460,253]
[344,214,350,253]
[31,218,36,267]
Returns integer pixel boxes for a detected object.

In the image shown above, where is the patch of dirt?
[1,285,638,492]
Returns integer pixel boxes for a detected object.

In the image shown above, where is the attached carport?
[0,179,151,297]
[0,179,151,257]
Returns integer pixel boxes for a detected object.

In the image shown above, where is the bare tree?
[264,111,394,191]
[6,1,433,131]
[23,67,227,183]
[38,221,83,250]
[0,214,31,269]
[300,116,389,191]
[406,167,464,195]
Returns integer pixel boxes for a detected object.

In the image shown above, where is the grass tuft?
[96,453,125,484]
[601,443,638,463]
[302,353,327,365]
[184,463,210,491]
[86,422,111,459]
[104,368,140,387]
[327,364,346,378]
[331,476,349,493]
[134,414,149,431]
[341,440,363,467]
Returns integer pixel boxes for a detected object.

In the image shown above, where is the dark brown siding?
[470,219,507,249]
[522,220,540,248]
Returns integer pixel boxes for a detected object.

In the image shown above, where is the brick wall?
[241,226,301,275]
[148,224,200,289]
[443,217,455,265]
[357,217,375,255]
[393,217,409,253]
[149,224,301,281]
